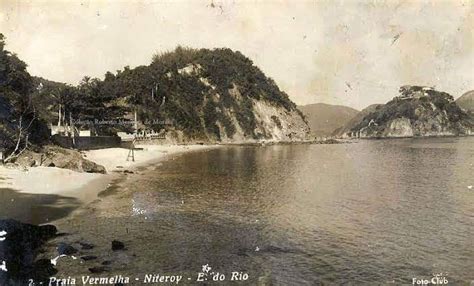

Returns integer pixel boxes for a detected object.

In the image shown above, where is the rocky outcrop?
[336,86,473,138]
[14,145,106,173]
[359,117,414,138]
[168,60,310,143]
[245,99,309,142]
[385,117,414,137]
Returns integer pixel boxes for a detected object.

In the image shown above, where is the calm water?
[2,138,473,284]
[121,137,473,284]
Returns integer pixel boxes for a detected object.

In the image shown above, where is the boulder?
[41,146,106,173]
[14,151,40,167]
[57,242,77,255]
[15,145,106,174]
[79,242,95,250]
[111,240,125,251]
[81,255,98,261]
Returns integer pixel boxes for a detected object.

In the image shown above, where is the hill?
[298,103,359,137]
[1,33,311,167]
[86,47,309,142]
[335,86,473,138]
[456,90,474,112]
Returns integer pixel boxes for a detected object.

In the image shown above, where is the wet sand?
[0,144,215,224]
[37,146,219,279]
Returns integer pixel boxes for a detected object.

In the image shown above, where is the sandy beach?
[0,144,215,201]
[83,144,212,172]
[0,143,219,281]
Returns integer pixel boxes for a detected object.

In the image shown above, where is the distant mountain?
[298,103,359,137]
[456,90,474,112]
[334,86,473,138]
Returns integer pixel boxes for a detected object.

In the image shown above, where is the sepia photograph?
[0,0,473,285]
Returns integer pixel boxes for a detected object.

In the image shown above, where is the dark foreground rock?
[0,219,57,285]
[81,255,98,261]
[14,145,106,173]
[89,266,109,274]
[57,242,78,255]
[111,240,125,251]
[79,242,95,250]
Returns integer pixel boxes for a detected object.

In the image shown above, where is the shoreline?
[1,134,467,198]
[1,134,461,199]
[0,144,217,205]
[3,138,472,282]
[1,135,466,220]
[34,144,221,277]
[0,144,219,281]
[84,144,216,173]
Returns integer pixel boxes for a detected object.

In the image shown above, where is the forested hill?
[38,47,309,142]
[100,47,309,142]
[1,32,309,162]
[335,86,473,138]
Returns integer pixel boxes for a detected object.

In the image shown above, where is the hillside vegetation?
[0,34,50,158]
[97,46,308,141]
[1,34,309,157]
[336,86,473,138]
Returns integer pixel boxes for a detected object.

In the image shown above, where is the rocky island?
[334,86,473,138]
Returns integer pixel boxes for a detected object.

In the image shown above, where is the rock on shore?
[14,145,106,173]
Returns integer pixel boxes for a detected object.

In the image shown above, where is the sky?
[0,0,472,110]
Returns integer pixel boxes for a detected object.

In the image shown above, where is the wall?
[52,135,121,150]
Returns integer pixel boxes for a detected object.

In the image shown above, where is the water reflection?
[3,137,470,285]
[126,138,473,284]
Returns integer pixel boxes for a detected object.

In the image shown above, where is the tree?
[0,33,44,161]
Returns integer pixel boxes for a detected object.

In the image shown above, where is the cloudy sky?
[0,0,472,110]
